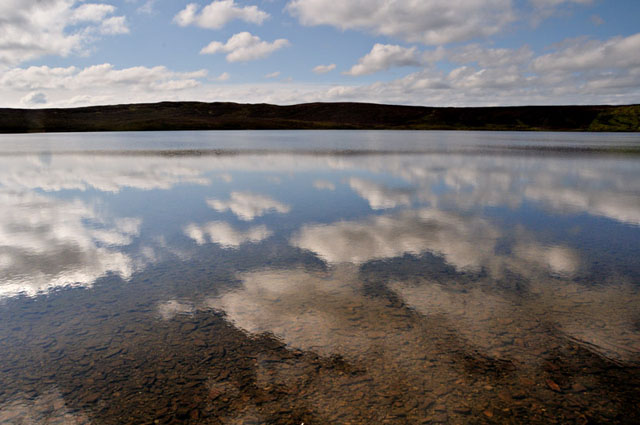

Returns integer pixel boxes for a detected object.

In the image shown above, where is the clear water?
[0,131,639,424]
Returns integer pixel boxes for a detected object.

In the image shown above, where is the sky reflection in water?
[0,131,639,424]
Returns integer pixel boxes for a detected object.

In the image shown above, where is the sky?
[1,0,639,108]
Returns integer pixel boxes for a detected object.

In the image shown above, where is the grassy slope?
[0,102,638,133]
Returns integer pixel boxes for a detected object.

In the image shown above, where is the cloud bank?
[286,0,514,45]
[0,0,128,65]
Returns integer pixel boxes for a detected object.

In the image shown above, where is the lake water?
[0,130,639,424]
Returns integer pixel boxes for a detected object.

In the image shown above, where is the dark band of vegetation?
[0,102,639,133]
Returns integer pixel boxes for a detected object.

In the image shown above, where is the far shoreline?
[0,101,638,133]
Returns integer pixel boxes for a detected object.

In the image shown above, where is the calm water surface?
[0,131,639,424]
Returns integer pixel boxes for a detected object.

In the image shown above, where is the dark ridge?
[0,101,638,133]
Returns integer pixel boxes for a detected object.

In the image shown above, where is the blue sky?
[1,0,639,107]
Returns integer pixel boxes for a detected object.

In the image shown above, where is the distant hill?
[0,102,638,133]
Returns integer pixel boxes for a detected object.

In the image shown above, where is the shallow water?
[0,130,639,424]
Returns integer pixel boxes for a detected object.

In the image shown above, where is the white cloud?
[0,63,206,94]
[529,0,592,7]
[71,3,115,22]
[216,72,231,81]
[184,221,272,247]
[2,31,640,109]
[0,0,129,65]
[207,192,291,221]
[528,0,594,25]
[20,91,47,106]
[174,0,268,29]
[137,0,157,14]
[299,33,640,106]
[200,32,290,62]
[265,71,281,79]
[345,44,421,76]
[99,15,129,35]
[286,0,514,45]
[448,44,533,68]
[533,33,640,73]
[312,63,336,74]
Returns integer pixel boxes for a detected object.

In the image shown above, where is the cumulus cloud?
[20,91,47,106]
[184,221,272,247]
[0,64,207,103]
[312,63,336,74]
[174,0,268,29]
[215,72,231,81]
[3,31,640,107]
[533,33,640,73]
[99,15,129,35]
[311,32,640,106]
[345,44,421,76]
[200,32,290,62]
[137,0,157,14]
[207,192,291,221]
[286,0,514,45]
[71,3,115,22]
[0,0,129,65]
[528,0,594,25]
[448,44,534,68]
[529,0,592,8]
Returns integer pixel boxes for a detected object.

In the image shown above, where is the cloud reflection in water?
[0,141,637,367]
[184,221,272,247]
[0,190,138,298]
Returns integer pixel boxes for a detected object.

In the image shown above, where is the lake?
[0,130,639,424]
